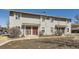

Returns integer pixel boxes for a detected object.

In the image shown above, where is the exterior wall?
[9,12,41,38]
[9,11,71,36]
[39,17,55,35]
[39,17,71,35]
[9,12,40,28]
[54,19,71,34]
[65,22,71,34]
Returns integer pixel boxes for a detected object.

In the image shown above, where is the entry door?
[33,27,38,35]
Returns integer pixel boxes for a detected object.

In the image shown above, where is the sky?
[0,9,79,27]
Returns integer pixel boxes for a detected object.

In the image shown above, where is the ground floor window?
[21,25,25,29]
[67,28,69,32]
[51,27,53,33]
[26,27,31,35]
[41,27,45,35]
[55,26,65,35]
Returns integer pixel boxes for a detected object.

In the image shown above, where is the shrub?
[8,27,21,38]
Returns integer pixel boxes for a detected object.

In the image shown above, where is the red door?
[33,27,38,35]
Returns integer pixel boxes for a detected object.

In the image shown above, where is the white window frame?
[42,17,45,22]
[51,27,53,33]
[15,13,21,20]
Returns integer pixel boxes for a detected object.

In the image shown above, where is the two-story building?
[8,11,71,38]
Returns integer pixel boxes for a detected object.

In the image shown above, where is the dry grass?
[0,36,79,49]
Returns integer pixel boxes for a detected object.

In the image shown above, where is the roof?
[72,28,79,30]
[72,24,79,28]
[10,10,71,20]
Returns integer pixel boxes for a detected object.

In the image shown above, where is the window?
[22,13,40,19]
[51,27,53,32]
[16,26,20,29]
[67,28,69,32]
[26,27,31,35]
[42,17,45,21]
[67,19,71,23]
[51,19,53,22]
[46,17,50,19]
[16,13,20,20]
[42,30,45,33]
[51,18,55,22]
[41,27,45,33]
[21,25,25,29]
[10,11,14,16]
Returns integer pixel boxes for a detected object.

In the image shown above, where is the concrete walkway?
[0,37,30,46]
[0,40,11,46]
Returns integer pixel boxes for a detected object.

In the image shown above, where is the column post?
[31,26,33,35]
[24,25,26,37]
[38,26,40,36]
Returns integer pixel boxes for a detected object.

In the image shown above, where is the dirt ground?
[0,36,79,49]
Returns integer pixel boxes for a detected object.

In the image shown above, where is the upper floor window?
[51,19,54,22]
[67,19,71,23]
[22,13,40,19]
[51,18,55,22]
[51,27,53,32]
[10,11,14,16]
[42,17,45,21]
[16,13,20,20]
[46,17,50,20]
